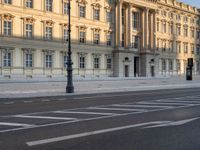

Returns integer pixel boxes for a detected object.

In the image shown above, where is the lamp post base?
[66,86,74,93]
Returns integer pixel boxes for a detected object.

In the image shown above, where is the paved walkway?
[0,76,200,99]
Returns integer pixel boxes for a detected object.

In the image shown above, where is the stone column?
[128,4,132,48]
[145,8,149,50]
[116,0,123,47]
[141,10,145,50]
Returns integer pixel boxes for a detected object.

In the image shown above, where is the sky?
[179,0,200,8]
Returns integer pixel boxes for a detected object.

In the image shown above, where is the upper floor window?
[176,14,181,21]
[132,35,139,49]
[63,2,69,15]
[46,0,53,12]
[94,9,100,20]
[4,0,12,4]
[45,26,53,40]
[79,31,85,43]
[106,12,111,23]
[157,21,159,32]
[184,16,188,22]
[162,22,166,33]
[122,8,125,25]
[169,23,173,34]
[26,0,33,8]
[176,26,181,36]
[184,43,188,54]
[184,27,188,37]
[63,29,69,41]
[25,24,33,38]
[4,21,12,36]
[106,34,111,46]
[94,33,100,44]
[191,29,195,38]
[79,6,86,18]
[132,12,139,29]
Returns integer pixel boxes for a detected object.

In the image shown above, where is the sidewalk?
[0,76,200,99]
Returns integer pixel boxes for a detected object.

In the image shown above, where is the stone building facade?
[0,0,199,79]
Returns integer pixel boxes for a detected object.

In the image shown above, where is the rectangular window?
[184,28,188,37]
[94,57,99,69]
[26,24,33,38]
[157,22,159,32]
[46,0,52,12]
[4,21,12,36]
[121,33,124,47]
[191,44,194,54]
[132,35,139,48]
[176,60,181,71]
[26,0,33,8]
[107,58,112,69]
[45,54,52,68]
[106,12,111,22]
[162,59,166,71]
[45,26,52,40]
[64,29,68,41]
[79,6,85,18]
[64,55,68,68]
[184,43,188,54]
[197,46,200,55]
[94,33,100,44]
[122,8,124,25]
[3,52,11,67]
[79,56,85,68]
[106,34,111,46]
[25,53,33,67]
[63,2,69,15]
[4,0,12,4]
[132,12,139,29]
[177,26,181,36]
[191,29,195,38]
[169,60,173,71]
[94,9,100,20]
[169,24,173,34]
[79,31,85,43]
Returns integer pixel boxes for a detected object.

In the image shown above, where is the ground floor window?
[25,53,33,67]
[3,51,11,67]
[107,58,112,69]
[94,57,100,69]
[162,59,166,71]
[45,54,53,68]
[79,56,85,69]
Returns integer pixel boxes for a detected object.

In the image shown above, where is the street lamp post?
[66,0,74,93]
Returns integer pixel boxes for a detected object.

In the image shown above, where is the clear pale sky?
[179,0,200,8]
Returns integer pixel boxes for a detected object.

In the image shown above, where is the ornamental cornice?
[76,25,87,30]
[42,49,55,54]
[76,0,88,5]
[104,5,112,11]
[91,3,102,9]
[91,27,101,32]
[0,13,15,20]
[60,23,73,28]
[41,20,55,26]
[21,16,36,23]
[22,48,36,53]
[104,28,112,33]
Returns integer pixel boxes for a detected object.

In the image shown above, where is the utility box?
[186,67,192,80]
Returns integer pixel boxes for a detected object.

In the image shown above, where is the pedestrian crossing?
[1,95,200,133]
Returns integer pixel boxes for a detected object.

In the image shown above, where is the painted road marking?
[112,104,171,108]
[0,104,197,133]
[26,121,171,146]
[143,117,199,129]
[88,107,146,112]
[13,115,76,120]
[138,102,189,106]
[4,102,14,105]
[0,122,34,127]
[54,111,117,116]
[157,99,200,104]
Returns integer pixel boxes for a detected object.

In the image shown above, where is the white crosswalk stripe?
[53,111,117,116]
[0,122,34,127]
[88,107,146,112]
[13,115,77,120]
[138,102,190,106]
[113,104,171,108]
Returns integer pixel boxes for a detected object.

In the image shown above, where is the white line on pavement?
[88,107,146,112]
[13,115,76,120]
[23,101,33,103]
[4,102,14,105]
[0,122,34,127]
[156,100,200,104]
[26,121,171,146]
[138,102,189,106]
[53,111,117,116]
[112,104,171,108]
[0,104,198,133]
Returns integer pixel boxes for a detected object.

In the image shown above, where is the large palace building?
[0,0,200,79]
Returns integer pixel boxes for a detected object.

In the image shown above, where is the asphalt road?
[0,88,200,150]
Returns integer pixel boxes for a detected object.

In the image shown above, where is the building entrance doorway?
[134,57,139,77]
[125,65,129,77]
